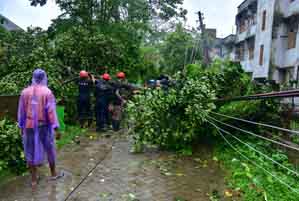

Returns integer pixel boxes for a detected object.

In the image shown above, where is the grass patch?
[56,125,87,149]
[215,135,299,201]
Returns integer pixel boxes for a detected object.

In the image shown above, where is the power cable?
[208,120,299,195]
[63,140,114,201]
[208,115,299,152]
[210,111,299,135]
[207,116,299,178]
[191,37,201,64]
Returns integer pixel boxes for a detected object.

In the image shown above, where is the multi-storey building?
[234,0,299,86]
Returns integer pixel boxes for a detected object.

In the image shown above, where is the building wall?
[271,1,299,84]
[242,39,255,72]
[232,0,299,84]
[221,45,236,61]
[252,0,276,79]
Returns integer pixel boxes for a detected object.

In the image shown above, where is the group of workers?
[17,68,169,189]
[17,68,135,189]
[76,70,134,132]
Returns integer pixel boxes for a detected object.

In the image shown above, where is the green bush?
[127,76,216,152]
[0,118,26,174]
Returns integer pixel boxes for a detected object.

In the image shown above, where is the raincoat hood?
[32,69,48,86]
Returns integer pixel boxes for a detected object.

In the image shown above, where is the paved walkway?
[0,132,237,201]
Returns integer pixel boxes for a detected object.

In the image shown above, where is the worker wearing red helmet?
[77,70,94,128]
[109,71,136,131]
[117,72,125,79]
[94,73,113,132]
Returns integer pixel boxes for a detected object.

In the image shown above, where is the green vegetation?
[127,60,250,153]
[216,136,299,201]
[0,1,298,200]
[56,126,86,149]
[127,75,216,153]
[0,118,26,174]
[127,60,299,200]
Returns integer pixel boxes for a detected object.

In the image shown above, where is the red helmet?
[117,72,126,79]
[102,73,111,81]
[79,70,88,78]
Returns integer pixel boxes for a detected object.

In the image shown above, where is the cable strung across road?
[210,111,299,135]
[208,120,299,195]
[207,116,299,178]
[208,115,299,152]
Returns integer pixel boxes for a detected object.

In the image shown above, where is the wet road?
[0,132,238,201]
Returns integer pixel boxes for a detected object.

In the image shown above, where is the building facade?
[234,0,299,86]
[0,14,22,31]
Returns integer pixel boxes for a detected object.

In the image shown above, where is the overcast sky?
[0,0,244,37]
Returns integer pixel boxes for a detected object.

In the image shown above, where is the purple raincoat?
[18,69,59,166]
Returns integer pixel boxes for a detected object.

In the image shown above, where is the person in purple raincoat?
[18,69,63,189]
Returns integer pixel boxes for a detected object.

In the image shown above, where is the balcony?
[238,0,257,14]
[237,24,256,42]
[286,1,299,18]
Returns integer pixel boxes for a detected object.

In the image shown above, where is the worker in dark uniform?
[95,73,113,132]
[109,72,136,131]
[159,75,170,91]
[77,70,94,128]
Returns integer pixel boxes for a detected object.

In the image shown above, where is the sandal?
[30,175,40,188]
[49,171,64,181]
[31,181,37,192]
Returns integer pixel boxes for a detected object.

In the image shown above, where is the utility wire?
[208,115,299,152]
[208,120,299,195]
[190,37,201,64]
[207,116,299,178]
[210,111,299,135]
[63,141,113,201]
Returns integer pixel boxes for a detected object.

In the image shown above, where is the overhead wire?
[208,119,299,195]
[207,115,299,178]
[208,115,299,152]
[210,111,299,135]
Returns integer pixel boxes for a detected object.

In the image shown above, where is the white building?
[234,0,299,86]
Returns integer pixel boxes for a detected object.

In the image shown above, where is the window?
[248,37,255,60]
[287,18,298,49]
[262,10,266,31]
[259,45,264,65]
[249,47,254,60]
[288,29,297,49]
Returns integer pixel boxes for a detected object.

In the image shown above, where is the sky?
[0,0,244,37]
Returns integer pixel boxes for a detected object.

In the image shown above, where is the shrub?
[127,76,216,152]
[0,118,26,174]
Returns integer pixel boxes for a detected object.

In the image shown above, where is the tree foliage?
[160,23,200,74]
[127,75,216,152]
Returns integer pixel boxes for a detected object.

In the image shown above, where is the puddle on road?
[0,134,239,201]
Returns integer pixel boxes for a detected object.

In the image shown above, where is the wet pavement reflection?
[0,132,239,201]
